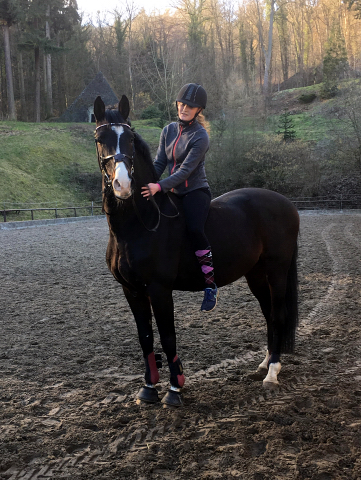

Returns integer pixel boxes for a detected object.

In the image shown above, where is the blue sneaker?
[201,287,218,312]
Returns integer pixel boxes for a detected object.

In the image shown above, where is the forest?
[1,0,361,121]
[1,0,361,200]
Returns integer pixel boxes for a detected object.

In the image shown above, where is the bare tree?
[125,0,138,112]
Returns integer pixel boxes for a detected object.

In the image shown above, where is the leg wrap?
[195,247,215,288]
[144,352,159,385]
[268,352,280,365]
[168,355,185,388]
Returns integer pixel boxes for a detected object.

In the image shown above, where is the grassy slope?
[0,121,162,208]
[0,123,96,206]
[266,81,356,142]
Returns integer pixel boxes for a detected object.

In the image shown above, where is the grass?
[0,122,98,206]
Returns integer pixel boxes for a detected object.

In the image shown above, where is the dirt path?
[0,212,360,480]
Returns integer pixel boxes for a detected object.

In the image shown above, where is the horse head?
[94,95,134,200]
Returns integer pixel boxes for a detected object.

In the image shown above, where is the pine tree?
[277,110,296,142]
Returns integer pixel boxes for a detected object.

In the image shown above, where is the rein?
[132,188,179,233]
[95,122,179,231]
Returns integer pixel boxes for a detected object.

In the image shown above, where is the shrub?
[243,137,319,196]
[299,93,317,104]
[141,105,162,120]
[320,83,339,99]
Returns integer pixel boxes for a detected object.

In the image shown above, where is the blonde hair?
[197,110,210,134]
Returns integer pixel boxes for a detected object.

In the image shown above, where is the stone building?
[60,72,119,122]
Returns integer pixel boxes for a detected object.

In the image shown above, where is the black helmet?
[176,83,207,109]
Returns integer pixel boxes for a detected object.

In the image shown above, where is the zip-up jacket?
[153,120,210,196]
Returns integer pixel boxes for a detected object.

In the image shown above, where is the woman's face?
[177,102,201,122]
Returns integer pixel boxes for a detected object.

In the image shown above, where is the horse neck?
[133,133,158,188]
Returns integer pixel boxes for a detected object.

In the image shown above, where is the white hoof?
[263,362,281,387]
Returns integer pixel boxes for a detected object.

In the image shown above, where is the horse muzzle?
[112,162,132,199]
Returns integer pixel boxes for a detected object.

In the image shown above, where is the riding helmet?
[176,83,207,109]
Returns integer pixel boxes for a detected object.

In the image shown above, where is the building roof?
[60,72,119,122]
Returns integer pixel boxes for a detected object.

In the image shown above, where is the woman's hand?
[141,183,161,198]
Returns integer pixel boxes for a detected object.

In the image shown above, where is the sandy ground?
[0,211,360,480]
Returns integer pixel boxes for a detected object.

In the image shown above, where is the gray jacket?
[153,121,210,195]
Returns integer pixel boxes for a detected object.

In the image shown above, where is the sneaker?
[201,287,218,312]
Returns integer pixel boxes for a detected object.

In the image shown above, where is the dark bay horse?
[93,95,299,406]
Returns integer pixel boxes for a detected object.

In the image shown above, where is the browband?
[95,123,130,131]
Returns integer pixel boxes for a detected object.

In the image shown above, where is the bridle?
[94,121,179,231]
[95,122,135,188]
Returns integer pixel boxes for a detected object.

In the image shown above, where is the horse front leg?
[148,283,185,407]
[122,286,160,403]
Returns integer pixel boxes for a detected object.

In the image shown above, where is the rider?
[141,83,218,312]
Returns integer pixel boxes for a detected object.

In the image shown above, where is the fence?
[1,201,103,223]
[1,195,361,223]
[289,194,361,211]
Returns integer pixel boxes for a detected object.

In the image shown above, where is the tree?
[255,0,275,94]
[275,1,288,83]
[18,0,79,121]
[321,24,348,99]
[263,0,275,94]
[0,0,19,119]
[347,0,361,19]
[277,110,296,141]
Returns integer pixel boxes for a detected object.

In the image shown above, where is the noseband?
[95,122,135,188]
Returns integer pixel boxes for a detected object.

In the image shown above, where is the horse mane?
[133,132,152,161]
[104,108,131,126]
[133,132,158,182]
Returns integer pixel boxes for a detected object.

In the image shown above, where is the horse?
[93,95,300,407]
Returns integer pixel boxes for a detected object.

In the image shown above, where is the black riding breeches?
[180,188,211,251]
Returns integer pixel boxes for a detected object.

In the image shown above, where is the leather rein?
[95,122,179,232]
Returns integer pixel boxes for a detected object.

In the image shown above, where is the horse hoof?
[137,385,159,403]
[161,389,183,407]
[262,380,279,390]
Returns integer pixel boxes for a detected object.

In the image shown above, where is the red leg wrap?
[169,355,185,388]
[145,352,159,385]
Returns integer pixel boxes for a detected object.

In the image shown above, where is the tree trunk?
[263,0,275,94]
[255,0,265,92]
[18,51,27,120]
[45,5,53,118]
[2,23,17,120]
[125,0,137,113]
[35,45,41,122]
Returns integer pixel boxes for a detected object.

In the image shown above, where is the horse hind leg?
[245,265,273,376]
[262,253,298,388]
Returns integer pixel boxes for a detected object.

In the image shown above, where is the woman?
[141,83,218,312]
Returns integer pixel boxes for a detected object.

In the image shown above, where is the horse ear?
[94,96,105,121]
[119,95,130,121]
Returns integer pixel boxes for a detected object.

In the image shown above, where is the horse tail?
[282,243,299,354]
